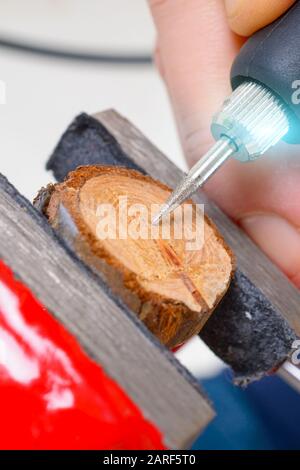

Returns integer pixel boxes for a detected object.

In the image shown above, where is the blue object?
[193,370,300,450]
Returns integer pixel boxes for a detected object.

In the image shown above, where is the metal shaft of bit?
[152,137,236,225]
[152,80,290,225]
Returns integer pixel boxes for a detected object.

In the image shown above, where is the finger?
[148,0,300,287]
[224,0,296,36]
[148,0,243,161]
[204,143,300,287]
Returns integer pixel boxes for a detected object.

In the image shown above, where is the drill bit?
[152,81,289,225]
[152,137,236,225]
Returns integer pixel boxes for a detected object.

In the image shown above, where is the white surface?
[175,336,225,379]
[0,0,224,379]
[0,0,155,51]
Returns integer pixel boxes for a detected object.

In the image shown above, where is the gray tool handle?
[231,1,300,143]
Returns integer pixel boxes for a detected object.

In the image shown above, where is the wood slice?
[38,165,234,348]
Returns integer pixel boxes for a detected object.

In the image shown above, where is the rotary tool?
[153,2,300,224]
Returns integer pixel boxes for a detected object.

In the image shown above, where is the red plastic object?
[0,259,165,450]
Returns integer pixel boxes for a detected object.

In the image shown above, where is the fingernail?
[240,213,300,279]
[224,0,241,17]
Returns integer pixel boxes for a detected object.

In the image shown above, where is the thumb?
[148,0,242,163]
[148,0,300,287]
[224,0,296,36]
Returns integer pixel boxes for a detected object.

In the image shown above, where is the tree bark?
[37,165,234,348]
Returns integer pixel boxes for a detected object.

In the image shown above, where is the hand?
[148,0,300,287]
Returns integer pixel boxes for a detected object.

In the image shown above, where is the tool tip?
[151,211,163,226]
[151,204,169,226]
